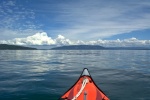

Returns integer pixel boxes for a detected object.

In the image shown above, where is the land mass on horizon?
[0,44,150,50]
[51,45,150,50]
[0,44,37,50]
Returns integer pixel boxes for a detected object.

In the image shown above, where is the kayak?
[59,68,109,100]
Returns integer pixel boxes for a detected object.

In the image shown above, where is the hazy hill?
[0,44,37,50]
[51,45,150,50]
[51,45,106,50]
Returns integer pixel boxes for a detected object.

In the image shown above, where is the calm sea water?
[0,50,150,100]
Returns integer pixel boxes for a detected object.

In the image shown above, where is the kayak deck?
[59,68,109,100]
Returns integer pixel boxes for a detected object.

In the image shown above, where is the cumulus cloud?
[0,32,53,45]
[0,32,72,45]
[0,32,150,47]
[85,38,150,47]
[55,35,73,45]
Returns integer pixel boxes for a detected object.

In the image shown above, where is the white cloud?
[85,38,150,47]
[55,35,73,45]
[0,32,72,45]
[0,28,43,40]
[0,32,150,47]
[1,32,55,45]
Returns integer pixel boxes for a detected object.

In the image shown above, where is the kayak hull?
[59,68,109,100]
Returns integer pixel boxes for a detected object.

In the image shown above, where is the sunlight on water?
[0,50,150,100]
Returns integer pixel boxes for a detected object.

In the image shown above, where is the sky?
[0,0,150,46]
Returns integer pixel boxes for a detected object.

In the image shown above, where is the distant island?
[51,45,150,50]
[1,44,150,50]
[0,44,37,50]
[51,45,105,50]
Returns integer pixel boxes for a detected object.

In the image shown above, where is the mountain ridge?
[51,45,150,50]
[0,44,150,50]
[0,44,37,50]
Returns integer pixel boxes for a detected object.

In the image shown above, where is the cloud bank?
[0,32,150,47]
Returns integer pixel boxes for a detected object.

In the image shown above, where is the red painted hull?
[59,68,109,100]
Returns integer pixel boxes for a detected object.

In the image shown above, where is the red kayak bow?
[59,68,109,100]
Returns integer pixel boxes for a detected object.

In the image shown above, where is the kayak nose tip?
[81,68,90,76]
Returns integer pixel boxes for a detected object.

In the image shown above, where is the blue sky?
[0,0,150,44]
